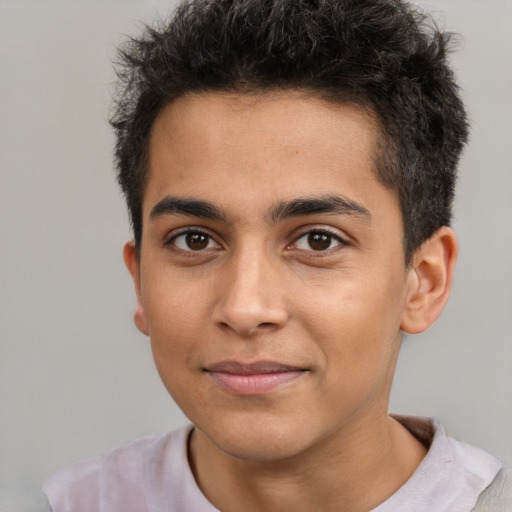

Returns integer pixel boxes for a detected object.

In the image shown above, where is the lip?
[204,360,307,395]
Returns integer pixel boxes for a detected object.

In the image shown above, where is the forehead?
[150,91,378,161]
[144,91,396,223]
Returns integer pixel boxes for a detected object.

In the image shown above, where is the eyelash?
[291,229,349,254]
[165,227,349,256]
[165,228,221,254]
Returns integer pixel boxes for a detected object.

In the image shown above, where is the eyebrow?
[149,196,227,221]
[149,194,371,224]
[269,195,371,224]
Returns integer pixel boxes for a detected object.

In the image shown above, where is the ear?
[123,241,149,336]
[400,226,458,334]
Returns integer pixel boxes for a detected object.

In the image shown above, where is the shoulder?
[43,454,103,512]
[383,415,504,512]
[473,467,512,511]
[43,426,192,512]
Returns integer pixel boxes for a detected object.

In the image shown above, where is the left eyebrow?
[268,195,371,224]
[149,196,227,221]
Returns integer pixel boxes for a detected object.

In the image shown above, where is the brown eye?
[186,232,209,250]
[308,232,332,251]
[293,230,346,252]
[171,230,220,251]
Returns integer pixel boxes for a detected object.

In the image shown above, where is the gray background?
[0,0,510,510]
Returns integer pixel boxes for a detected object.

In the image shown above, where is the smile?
[204,361,307,395]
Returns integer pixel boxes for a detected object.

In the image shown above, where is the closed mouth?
[204,360,308,395]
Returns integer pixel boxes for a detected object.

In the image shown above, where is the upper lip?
[205,360,306,374]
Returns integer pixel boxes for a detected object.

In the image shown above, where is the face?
[127,91,417,462]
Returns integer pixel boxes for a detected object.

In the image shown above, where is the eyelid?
[288,226,350,253]
[163,224,350,254]
[164,226,222,252]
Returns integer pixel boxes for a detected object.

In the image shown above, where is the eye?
[169,230,221,252]
[293,230,347,251]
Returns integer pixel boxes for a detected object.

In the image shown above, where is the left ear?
[401,226,458,334]
[123,241,149,336]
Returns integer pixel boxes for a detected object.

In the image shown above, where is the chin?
[195,411,325,463]
[212,431,307,462]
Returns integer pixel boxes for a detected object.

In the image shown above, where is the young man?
[44,0,509,510]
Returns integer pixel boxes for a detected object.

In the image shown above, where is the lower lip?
[207,371,305,395]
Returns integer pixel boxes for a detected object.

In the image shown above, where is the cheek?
[142,278,211,371]
[142,261,212,329]
[294,273,404,372]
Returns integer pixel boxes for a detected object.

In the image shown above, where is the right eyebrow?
[268,195,371,224]
[149,196,227,221]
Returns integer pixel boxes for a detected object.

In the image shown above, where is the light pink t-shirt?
[44,416,501,512]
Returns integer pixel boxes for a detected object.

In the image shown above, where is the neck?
[189,413,427,512]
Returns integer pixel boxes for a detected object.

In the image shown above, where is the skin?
[124,91,458,512]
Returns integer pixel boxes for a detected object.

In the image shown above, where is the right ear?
[123,241,149,336]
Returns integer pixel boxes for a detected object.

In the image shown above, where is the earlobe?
[400,226,458,334]
[123,241,149,336]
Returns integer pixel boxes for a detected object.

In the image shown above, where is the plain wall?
[0,1,510,510]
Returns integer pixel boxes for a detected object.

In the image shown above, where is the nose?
[211,246,289,337]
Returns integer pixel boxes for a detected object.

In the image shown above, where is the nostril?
[211,286,289,335]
